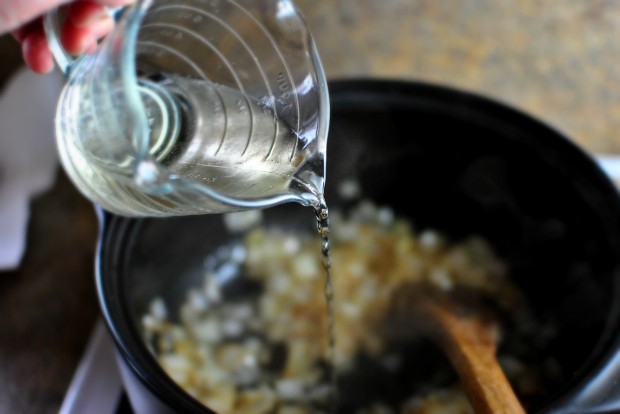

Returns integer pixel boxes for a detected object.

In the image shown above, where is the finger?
[67,1,109,28]
[61,12,114,55]
[86,14,115,45]
[22,26,54,74]
[0,0,134,34]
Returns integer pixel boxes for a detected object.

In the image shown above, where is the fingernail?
[72,9,109,28]
[61,23,89,55]
[108,0,136,5]
[83,40,98,54]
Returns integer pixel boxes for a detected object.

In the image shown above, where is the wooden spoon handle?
[406,287,526,414]
[442,332,526,414]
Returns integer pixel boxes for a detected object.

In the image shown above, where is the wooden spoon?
[391,283,526,414]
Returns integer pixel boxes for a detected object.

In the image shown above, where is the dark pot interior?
[98,79,620,414]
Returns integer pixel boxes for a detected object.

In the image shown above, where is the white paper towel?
[0,67,64,270]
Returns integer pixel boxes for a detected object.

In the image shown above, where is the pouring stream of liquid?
[314,198,339,410]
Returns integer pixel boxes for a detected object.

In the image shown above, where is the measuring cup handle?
[43,9,74,75]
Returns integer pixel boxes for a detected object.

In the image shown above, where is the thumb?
[0,0,72,33]
[0,0,135,34]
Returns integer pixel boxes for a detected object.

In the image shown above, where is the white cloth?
[0,67,64,270]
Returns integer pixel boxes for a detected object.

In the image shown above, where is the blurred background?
[1,0,620,412]
[297,0,620,155]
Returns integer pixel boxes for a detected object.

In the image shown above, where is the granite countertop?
[296,0,620,154]
[1,1,619,412]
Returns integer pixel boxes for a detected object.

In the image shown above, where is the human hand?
[3,0,135,74]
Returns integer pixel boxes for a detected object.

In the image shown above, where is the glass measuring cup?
[44,0,330,217]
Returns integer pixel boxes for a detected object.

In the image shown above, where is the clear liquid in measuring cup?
[59,72,325,216]
[141,73,321,200]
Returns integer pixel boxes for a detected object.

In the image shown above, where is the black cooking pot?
[96,79,620,414]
